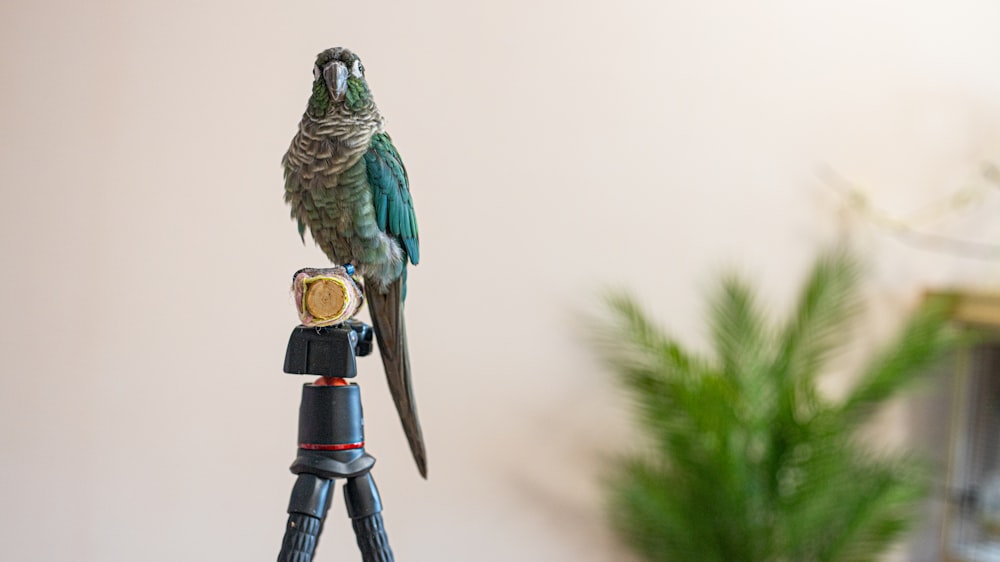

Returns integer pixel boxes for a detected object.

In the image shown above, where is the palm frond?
[593,247,959,562]
[595,292,706,434]
[840,296,957,427]
[709,274,770,377]
[774,247,862,386]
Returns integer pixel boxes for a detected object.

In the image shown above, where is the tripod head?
[283,320,374,378]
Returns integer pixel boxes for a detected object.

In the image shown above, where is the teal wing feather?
[364,132,420,265]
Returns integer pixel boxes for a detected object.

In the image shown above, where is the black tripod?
[277,321,394,562]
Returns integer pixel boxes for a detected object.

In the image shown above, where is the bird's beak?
[323,61,349,101]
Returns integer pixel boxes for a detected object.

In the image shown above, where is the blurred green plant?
[594,248,960,562]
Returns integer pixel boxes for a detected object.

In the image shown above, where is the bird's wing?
[364,132,419,266]
[363,132,427,478]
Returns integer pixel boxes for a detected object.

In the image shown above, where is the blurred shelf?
[929,291,1000,329]
[931,290,1000,562]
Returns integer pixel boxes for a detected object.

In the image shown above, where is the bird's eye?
[313,66,321,81]
[351,59,363,78]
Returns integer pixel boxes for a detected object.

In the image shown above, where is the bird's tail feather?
[367,276,427,478]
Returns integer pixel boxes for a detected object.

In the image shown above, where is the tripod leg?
[278,474,334,562]
[344,472,394,562]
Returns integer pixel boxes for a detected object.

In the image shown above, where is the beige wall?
[3,1,1000,560]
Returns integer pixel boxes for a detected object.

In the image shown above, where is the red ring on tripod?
[299,441,364,451]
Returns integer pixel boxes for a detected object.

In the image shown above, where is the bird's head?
[307,47,373,118]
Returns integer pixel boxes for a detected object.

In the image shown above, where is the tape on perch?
[292,266,363,327]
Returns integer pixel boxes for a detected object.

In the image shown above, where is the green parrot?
[282,47,426,478]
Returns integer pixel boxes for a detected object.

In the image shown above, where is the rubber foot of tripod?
[278,513,322,562]
[352,513,394,562]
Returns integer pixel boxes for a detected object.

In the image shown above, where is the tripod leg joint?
[288,473,333,518]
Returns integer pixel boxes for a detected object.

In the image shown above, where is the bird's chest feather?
[302,158,378,248]
[285,112,401,280]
